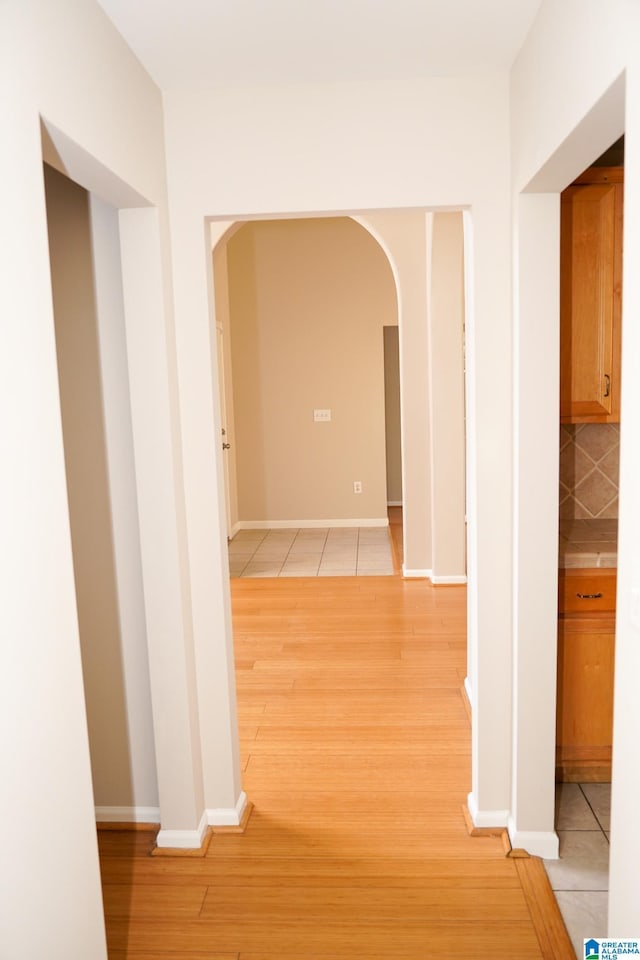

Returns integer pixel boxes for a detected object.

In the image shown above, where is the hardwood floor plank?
[200,880,531,922]
[102,883,207,919]
[109,917,543,958]
[100,575,548,959]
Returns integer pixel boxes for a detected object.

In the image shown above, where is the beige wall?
[358,212,432,574]
[226,217,397,524]
[383,326,402,504]
[429,212,466,580]
[44,164,158,811]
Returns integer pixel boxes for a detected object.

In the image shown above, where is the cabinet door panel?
[556,616,614,750]
[560,182,616,420]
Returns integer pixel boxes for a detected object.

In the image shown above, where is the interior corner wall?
[226,218,396,524]
[44,164,159,813]
[90,193,159,813]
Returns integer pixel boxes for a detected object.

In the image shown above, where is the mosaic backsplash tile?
[559,424,619,519]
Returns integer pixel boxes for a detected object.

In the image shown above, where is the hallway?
[98,572,571,958]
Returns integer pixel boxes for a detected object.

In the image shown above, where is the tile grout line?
[579,783,610,845]
[233,524,394,578]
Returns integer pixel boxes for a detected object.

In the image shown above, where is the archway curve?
[209,214,402,306]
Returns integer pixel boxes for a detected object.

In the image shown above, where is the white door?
[216,324,232,539]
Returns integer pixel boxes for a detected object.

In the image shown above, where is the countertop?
[559,518,618,569]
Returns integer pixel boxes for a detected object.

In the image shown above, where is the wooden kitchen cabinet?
[556,568,616,782]
[560,166,623,423]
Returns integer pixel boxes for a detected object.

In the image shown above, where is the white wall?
[0,0,224,952]
[511,0,640,923]
[90,194,160,817]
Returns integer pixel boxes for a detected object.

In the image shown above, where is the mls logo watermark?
[585,939,640,958]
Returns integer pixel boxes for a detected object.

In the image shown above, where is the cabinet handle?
[604,374,611,398]
[576,592,603,599]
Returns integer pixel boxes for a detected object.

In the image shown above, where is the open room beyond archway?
[215,216,399,578]
[209,211,467,585]
[221,218,397,533]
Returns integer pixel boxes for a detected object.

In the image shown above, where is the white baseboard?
[235,518,389,529]
[507,817,559,859]
[229,521,241,539]
[387,501,403,507]
[207,790,248,827]
[430,574,467,585]
[155,810,209,850]
[402,566,432,579]
[466,792,510,829]
[463,675,472,707]
[95,805,160,824]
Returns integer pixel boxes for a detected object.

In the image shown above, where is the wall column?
[465,201,514,828]
[510,193,560,858]
[90,195,159,816]
[119,208,208,845]
[429,212,466,584]
[169,213,244,823]
[354,212,432,576]
[609,63,640,934]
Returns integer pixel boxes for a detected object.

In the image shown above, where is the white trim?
[402,566,432,579]
[464,675,472,707]
[235,518,389,530]
[207,790,248,827]
[430,574,467,585]
[155,810,209,850]
[229,520,241,539]
[95,805,160,824]
[386,500,403,507]
[508,817,559,859]
[466,792,509,829]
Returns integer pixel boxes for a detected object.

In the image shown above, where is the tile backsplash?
[559,424,619,519]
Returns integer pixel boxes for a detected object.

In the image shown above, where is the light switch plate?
[314,409,331,422]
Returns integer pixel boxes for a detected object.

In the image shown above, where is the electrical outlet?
[314,408,331,422]
[353,481,362,494]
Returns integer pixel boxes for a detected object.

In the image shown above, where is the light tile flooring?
[544,782,611,958]
[228,526,395,578]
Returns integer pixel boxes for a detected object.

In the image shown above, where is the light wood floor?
[99,574,572,959]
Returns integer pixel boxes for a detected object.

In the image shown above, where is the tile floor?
[544,782,611,958]
[228,526,395,578]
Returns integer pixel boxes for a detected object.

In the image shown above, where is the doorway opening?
[211,212,467,584]
[43,163,159,827]
[549,133,624,946]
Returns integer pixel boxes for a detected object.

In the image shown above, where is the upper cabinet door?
[560,168,623,423]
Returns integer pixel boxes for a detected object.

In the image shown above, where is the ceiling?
[96,0,543,90]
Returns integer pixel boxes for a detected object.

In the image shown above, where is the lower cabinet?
[556,569,616,782]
